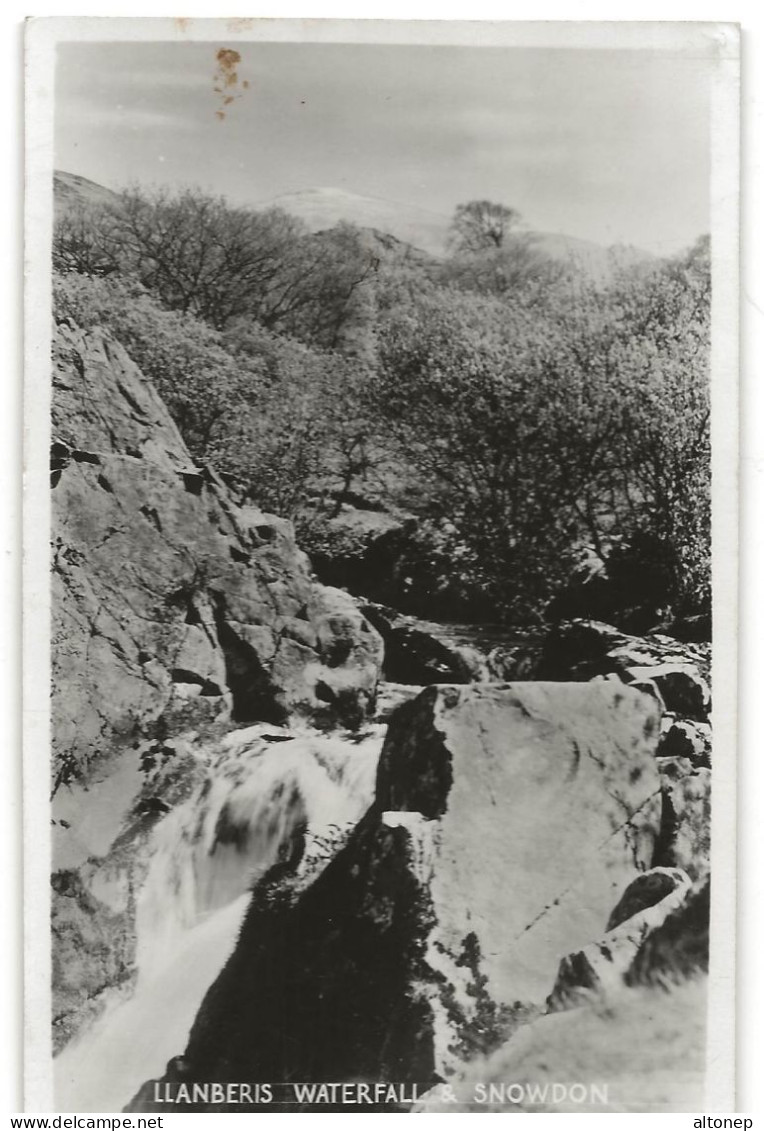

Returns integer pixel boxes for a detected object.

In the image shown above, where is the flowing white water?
[54,724,383,1113]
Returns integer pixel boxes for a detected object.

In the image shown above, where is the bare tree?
[53,202,122,277]
[447,200,522,254]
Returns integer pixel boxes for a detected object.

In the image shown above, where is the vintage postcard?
[24,17,739,1115]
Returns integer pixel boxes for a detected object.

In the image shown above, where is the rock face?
[51,321,383,786]
[129,679,664,1111]
[373,682,663,1008]
[50,321,385,1051]
[51,870,137,1051]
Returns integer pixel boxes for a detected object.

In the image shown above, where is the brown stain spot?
[217,47,241,72]
[213,47,250,121]
[176,17,191,31]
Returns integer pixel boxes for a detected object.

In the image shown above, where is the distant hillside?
[259,187,451,259]
[54,171,120,212]
[53,171,653,275]
[259,186,654,273]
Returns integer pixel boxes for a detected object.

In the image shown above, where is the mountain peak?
[259,187,452,257]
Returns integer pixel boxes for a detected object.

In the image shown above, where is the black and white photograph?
[23,17,739,1115]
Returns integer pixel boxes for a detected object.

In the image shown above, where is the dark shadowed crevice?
[169,669,224,696]
[139,504,163,533]
[210,594,287,725]
[180,472,204,497]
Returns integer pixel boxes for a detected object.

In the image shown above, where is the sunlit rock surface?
[52,322,383,787]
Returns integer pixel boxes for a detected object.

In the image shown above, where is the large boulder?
[361,602,487,684]
[129,679,664,1111]
[372,682,663,1008]
[51,321,383,787]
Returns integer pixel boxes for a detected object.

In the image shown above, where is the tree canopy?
[447,200,523,254]
[53,184,711,627]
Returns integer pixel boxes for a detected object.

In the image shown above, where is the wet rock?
[53,722,383,1062]
[51,870,137,1052]
[50,322,384,1055]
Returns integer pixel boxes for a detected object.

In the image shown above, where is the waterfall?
[54,723,384,1113]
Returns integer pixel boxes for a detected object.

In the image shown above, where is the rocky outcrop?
[129,679,664,1111]
[51,321,383,787]
[658,718,711,768]
[538,620,710,701]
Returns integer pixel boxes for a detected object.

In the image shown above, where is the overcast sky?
[55,40,712,254]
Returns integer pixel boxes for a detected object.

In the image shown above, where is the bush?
[373,238,711,623]
[53,273,259,460]
[52,183,710,627]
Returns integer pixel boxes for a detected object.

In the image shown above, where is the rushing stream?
[52,614,532,1114]
[54,723,384,1113]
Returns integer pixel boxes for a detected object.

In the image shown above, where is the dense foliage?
[53,186,711,627]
